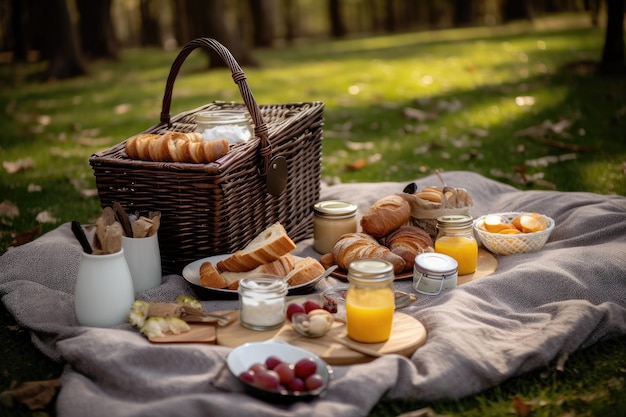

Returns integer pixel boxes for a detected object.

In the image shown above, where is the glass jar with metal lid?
[345,259,395,343]
[238,276,288,330]
[194,110,253,144]
[413,252,458,295]
[434,214,478,275]
[312,200,358,254]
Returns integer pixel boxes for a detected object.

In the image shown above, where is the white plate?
[182,254,325,300]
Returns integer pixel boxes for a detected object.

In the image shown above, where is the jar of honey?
[345,259,395,343]
[313,200,358,254]
[434,214,478,275]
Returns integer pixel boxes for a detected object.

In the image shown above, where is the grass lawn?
[1,13,625,416]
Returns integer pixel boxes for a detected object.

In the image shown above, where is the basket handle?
[159,37,272,174]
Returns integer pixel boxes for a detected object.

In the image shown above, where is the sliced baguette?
[217,222,297,273]
[199,262,228,289]
[218,254,297,290]
[284,257,325,287]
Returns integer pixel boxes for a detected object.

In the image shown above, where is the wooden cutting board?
[216,311,426,365]
[149,323,217,344]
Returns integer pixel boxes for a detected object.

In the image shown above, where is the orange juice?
[346,287,395,343]
[435,236,478,275]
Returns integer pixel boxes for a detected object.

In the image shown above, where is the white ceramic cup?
[121,233,162,292]
[74,249,135,327]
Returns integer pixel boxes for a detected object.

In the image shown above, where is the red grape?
[265,355,282,370]
[288,377,305,392]
[239,370,254,384]
[294,358,317,379]
[286,303,306,321]
[273,362,295,385]
[303,300,322,313]
[305,374,324,391]
[253,369,280,391]
[249,362,266,374]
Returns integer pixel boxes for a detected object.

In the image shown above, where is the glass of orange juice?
[345,259,395,343]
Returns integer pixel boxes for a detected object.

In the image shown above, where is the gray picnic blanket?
[1,171,625,417]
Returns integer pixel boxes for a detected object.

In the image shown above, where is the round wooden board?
[458,248,498,285]
[216,311,427,365]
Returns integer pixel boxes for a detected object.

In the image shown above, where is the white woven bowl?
[473,212,555,256]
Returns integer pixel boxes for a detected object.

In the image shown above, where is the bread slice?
[199,262,228,289]
[218,254,297,288]
[284,257,325,287]
[217,223,296,272]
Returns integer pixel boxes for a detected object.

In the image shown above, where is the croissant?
[383,225,434,270]
[360,195,411,238]
[125,132,229,164]
[332,233,405,274]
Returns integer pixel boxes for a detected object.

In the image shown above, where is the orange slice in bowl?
[483,215,516,233]
[511,213,547,233]
[498,228,522,234]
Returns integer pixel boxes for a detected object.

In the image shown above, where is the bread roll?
[217,223,297,272]
[383,225,434,270]
[125,132,229,164]
[284,257,325,286]
[332,232,405,274]
[360,195,411,238]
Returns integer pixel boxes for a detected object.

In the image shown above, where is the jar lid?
[348,259,394,283]
[238,277,288,294]
[313,200,358,218]
[436,214,473,230]
[414,253,458,275]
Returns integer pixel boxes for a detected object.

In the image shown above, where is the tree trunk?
[282,0,297,43]
[140,0,162,47]
[248,0,274,47]
[453,0,475,27]
[40,0,87,79]
[76,0,118,60]
[502,0,534,22]
[10,0,27,61]
[329,0,346,38]
[600,0,625,74]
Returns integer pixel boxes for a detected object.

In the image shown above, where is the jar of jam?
[345,259,395,343]
[434,214,478,275]
[194,110,253,144]
[238,277,288,330]
[313,200,358,254]
[413,252,458,295]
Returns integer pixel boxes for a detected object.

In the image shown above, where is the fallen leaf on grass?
[403,107,437,122]
[0,379,60,410]
[2,157,34,174]
[27,183,42,192]
[10,226,41,247]
[35,211,57,224]
[345,141,374,151]
[0,201,20,218]
[512,396,532,417]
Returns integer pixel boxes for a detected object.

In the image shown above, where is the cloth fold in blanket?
[1,171,625,417]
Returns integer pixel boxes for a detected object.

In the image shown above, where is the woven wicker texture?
[474,212,555,256]
[90,38,324,274]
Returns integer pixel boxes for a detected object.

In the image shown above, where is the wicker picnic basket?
[89,38,324,274]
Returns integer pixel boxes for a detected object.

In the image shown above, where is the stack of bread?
[125,131,229,164]
[319,194,434,275]
[199,222,325,290]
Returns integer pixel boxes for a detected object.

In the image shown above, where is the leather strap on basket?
[159,37,272,176]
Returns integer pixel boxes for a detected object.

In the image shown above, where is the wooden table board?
[216,311,426,365]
